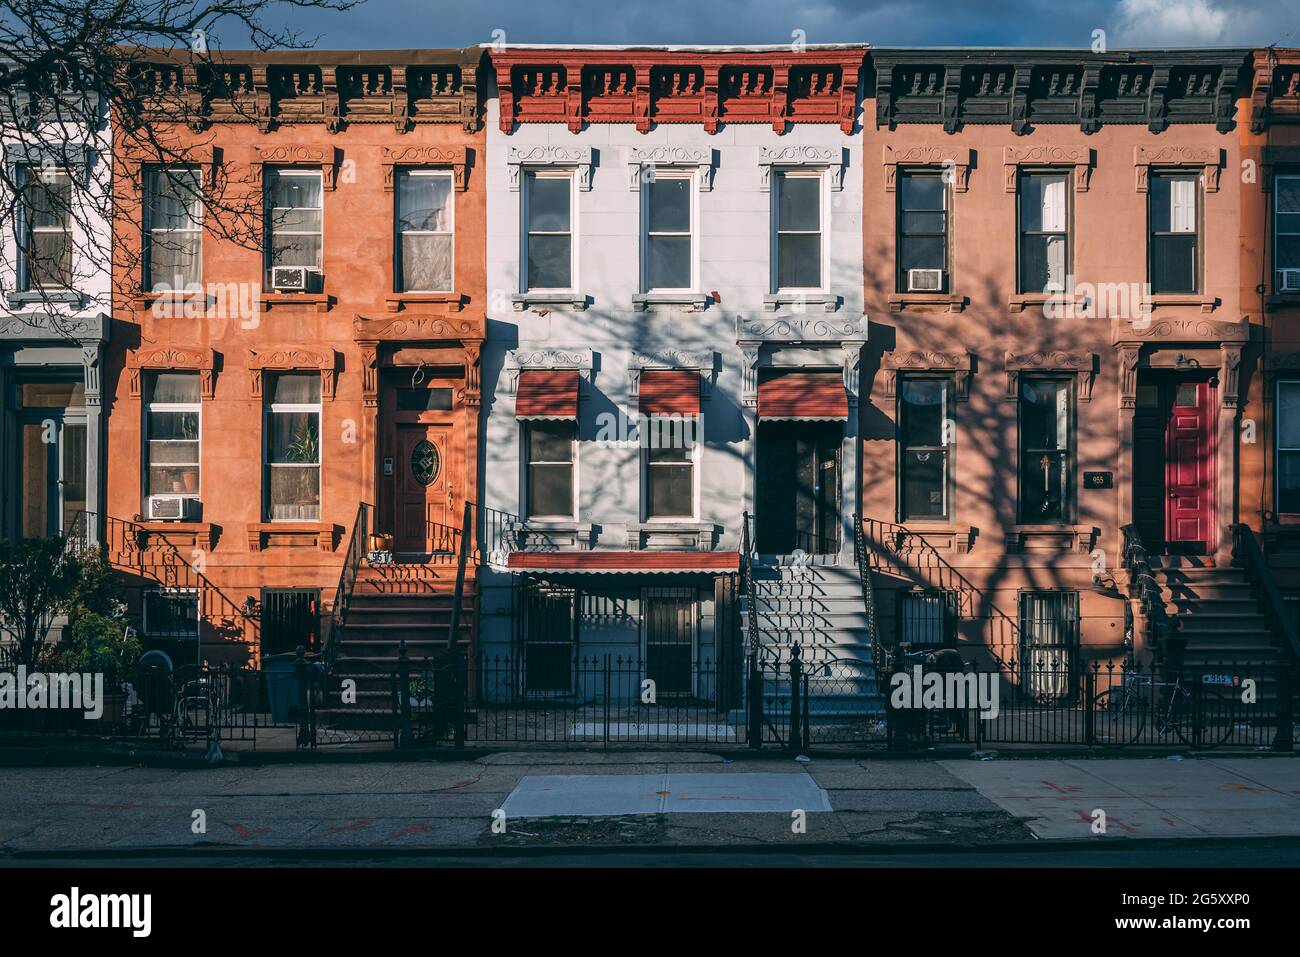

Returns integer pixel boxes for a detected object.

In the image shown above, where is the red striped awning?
[757,371,848,420]
[639,370,701,417]
[508,551,739,574]
[516,370,579,420]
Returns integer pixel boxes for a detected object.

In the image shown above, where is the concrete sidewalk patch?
[500,772,831,818]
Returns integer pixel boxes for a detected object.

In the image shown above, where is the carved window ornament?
[251,144,341,190]
[627,350,717,400]
[507,145,594,191]
[126,346,217,400]
[627,146,715,191]
[759,145,845,192]
[882,351,973,401]
[1133,145,1222,193]
[2,141,93,186]
[1003,351,1097,402]
[381,145,469,192]
[1003,146,1093,192]
[505,346,595,394]
[881,144,972,193]
[117,142,221,190]
[247,346,339,400]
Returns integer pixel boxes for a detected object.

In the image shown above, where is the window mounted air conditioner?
[907,268,944,292]
[270,265,313,292]
[148,495,198,521]
[1280,269,1300,293]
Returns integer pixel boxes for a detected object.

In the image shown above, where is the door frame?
[16,405,88,539]
[754,418,844,559]
[640,585,699,698]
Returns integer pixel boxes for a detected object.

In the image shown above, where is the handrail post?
[447,500,473,652]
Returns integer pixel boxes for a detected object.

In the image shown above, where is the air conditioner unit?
[907,268,944,292]
[1280,269,1300,293]
[270,265,310,291]
[147,495,198,521]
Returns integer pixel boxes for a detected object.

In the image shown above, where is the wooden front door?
[394,423,455,553]
[1165,379,1215,553]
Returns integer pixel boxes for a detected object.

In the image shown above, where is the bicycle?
[889,644,970,745]
[1092,671,1238,748]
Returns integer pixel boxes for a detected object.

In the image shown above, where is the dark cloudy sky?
[247,0,1299,50]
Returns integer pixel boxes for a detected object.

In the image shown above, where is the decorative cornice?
[882,350,972,400]
[247,346,339,400]
[1251,56,1300,132]
[627,349,718,399]
[506,346,595,394]
[251,144,341,190]
[628,146,716,191]
[1111,316,1249,344]
[126,345,217,400]
[507,145,594,191]
[381,145,470,191]
[882,144,972,192]
[1002,145,1093,191]
[758,145,845,191]
[1003,350,1097,401]
[353,313,486,343]
[736,313,867,344]
[0,312,109,344]
[1133,145,1223,192]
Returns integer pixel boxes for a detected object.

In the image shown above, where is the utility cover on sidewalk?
[500,772,831,818]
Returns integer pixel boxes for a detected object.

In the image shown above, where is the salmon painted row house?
[3,42,1300,727]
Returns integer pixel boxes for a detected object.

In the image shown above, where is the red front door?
[394,422,455,553]
[1164,379,1215,553]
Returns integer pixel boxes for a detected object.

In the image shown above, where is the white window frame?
[1275,173,1300,287]
[264,375,322,523]
[639,586,700,698]
[521,419,578,521]
[395,168,455,294]
[521,169,577,294]
[640,169,698,293]
[20,165,73,292]
[770,168,829,295]
[265,167,324,279]
[144,166,204,292]
[639,413,700,523]
[144,374,202,507]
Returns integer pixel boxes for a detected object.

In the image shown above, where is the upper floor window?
[644,417,696,520]
[1017,171,1069,294]
[643,172,693,291]
[1149,172,1199,294]
[523,420,576,519]
[898,375,952,522]
[1277,380,1300,513]
[774,170,822,291]
[264,373,321,522]
[145,373,201,516]
[144,167,203,292]
[396,169,453,293]
[265,168,323,288]
[897,170,947,293]
[1276,174,1300,293]
[20,166,72,290]
[1018,377,1073,524]
[524,171,573,292]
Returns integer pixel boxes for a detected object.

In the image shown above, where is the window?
[264,374,321,521]
[643,172,692,290]
[1277,381,1300,513]
[143,587,201,666]
[897,170,947,293]
[1276,174,1300,290]
[898,376,952,522]
[1017,171,1069,294]
[900,590,956,646]
[645,416,695,519]
[260,588,321,656]
[643,588,696,696]
[524,171,572,291]
[20,165,72,290]
[265,168,323,283]
[774,171,822,290]
[144,167,203,292]
[1149,171,1199,294]
[145,373,201,503]
[396,169,453,292]
[524,420,575,519]
[1018,377,1073,523]
[1019,590,1078,702]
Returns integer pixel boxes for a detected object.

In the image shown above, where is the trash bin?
[263,654,300,724]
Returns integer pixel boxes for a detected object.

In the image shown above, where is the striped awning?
[638,370,701,417]
[515,370,580,420]
[757,371,848,420]
[508,551,739,574]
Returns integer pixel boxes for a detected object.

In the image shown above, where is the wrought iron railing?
[324,501,370,666]
[1120,523,1177,662]
[1231,524,1300,661]
[852,513,886,677]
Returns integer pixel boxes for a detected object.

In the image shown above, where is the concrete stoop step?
[1153,563,1288,672]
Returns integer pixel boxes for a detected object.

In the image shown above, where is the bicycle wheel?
[1171,684,1237,748]
[1092,688,1147,747]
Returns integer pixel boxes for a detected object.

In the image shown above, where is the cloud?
[1110,0,1284,46]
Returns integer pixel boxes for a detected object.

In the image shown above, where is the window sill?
[515,519,595,551]
[385,292,465,313]
[133,520,216,551]
[6,290,86,309]
[1147,294,1218,313]
[1008,294,1084,313]
[259,292,332,313]
[1005,524,1097,553]
[627,521,718,551]
[246,521,335,552]
[632,293,711,312]
[888,292,967,312]
[890,523,972,553]
[764,292,839,312]
[1266,294,1300,311]
[513,293,589,312]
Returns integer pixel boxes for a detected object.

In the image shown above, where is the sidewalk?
[1,752,1298,857]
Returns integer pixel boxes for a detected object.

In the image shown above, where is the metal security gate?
[261,588,321,656]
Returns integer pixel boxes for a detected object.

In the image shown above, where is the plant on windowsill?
[278,421,320,523]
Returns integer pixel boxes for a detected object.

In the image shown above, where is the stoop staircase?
[739,562,885,726]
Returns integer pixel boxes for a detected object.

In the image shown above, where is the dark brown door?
[1165,379,1215,553]
[393,423,454,553]
[756,421,841,554]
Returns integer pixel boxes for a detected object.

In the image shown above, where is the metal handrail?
[1231,524,1300,661]
[852,513,886,677]
[740,510,761,659]
[324,501,370,665]
[1120,523,1177,659]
